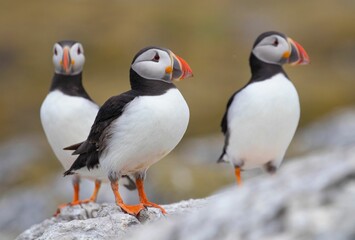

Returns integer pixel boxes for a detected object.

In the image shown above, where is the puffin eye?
[272,39,279,47]
[152,53,160,62]
[54,48,58,55]
[77,47,82,55]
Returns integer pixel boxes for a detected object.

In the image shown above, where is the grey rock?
[0,174,138,239]
[127,146,355,240]
[16,145,355,240]
[293,107,355,153]
[16,199,207,240]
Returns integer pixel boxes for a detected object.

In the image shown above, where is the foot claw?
[143,201,166,214]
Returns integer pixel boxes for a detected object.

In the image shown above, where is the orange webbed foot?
[117,203,145,216]
[135,178,167,214]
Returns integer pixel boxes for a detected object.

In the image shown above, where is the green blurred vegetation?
[0,0,355,200]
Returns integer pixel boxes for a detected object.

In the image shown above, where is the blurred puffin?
[219,31,310,185]
[64,46,193,215]
[40,41,135,214]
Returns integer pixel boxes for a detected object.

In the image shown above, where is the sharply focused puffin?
[64,46,193,215]
[41,41,135,214]
[219,31,310,185]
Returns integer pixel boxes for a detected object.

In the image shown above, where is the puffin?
[40,41,135,214]
[64,46,193,216]
[219,31,310,185]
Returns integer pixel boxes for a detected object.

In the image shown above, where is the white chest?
[226,74,300,168]
[40,90,99,169]
[101,88,190,174]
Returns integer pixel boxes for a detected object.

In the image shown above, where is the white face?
[52,42,85,75]
[252,34,290,65]
[131,49,173,82]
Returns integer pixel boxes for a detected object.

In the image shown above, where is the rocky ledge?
[16,198,207,240]
[17,143,355,240]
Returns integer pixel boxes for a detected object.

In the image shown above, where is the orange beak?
[62,47,71,74]
[172,53,193,81]
[287,38,310,65]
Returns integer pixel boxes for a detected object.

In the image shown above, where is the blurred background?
[1,0,355,238]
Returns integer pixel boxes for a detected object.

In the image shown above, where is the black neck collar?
[129,69,176,96]
[248,53,288,83]
[49,73,93,101]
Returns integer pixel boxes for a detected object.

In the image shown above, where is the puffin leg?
[78,180,102,204]
[234,167,242,186]
[136,177,166,214]
[55,178,102,216]
[88,180,101,202]
[72,175,80,201]
[54,175,81,216]
[110,179,144,216]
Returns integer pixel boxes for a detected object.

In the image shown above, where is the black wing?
[220,81,250,135]
[64,90,138,176]
[220,91,239,135]
[218,90,241,163]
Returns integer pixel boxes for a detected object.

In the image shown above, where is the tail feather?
[73,141,93,155]
[63,154,88,176]
[86,151,99,170]
[63,140,100,176]
[217,157,228,164]
[217,150,229,164]
[217,143,229,163]
[63,169,74,176]
[63,142,83,151]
